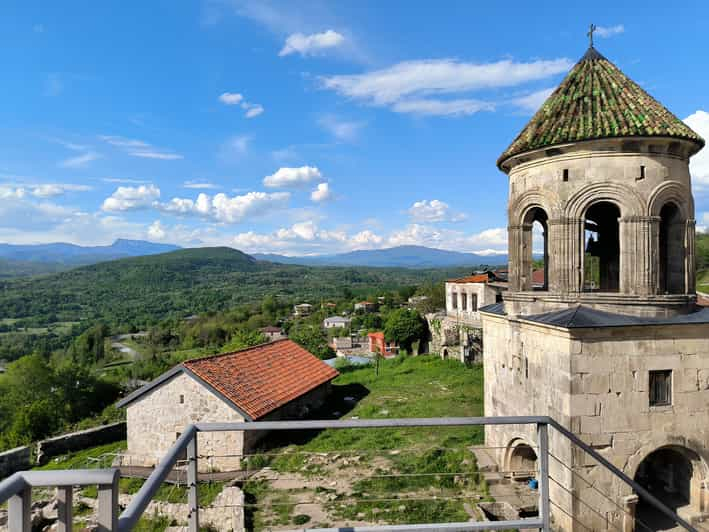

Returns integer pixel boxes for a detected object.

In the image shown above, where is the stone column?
[548,217,583,293]
[620,216,658,295]
[686,219,696,294]
[508,224,524,291]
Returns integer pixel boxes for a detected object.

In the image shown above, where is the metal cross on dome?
[587,23,597,47]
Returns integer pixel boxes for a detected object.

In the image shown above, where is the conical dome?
[497,47,704,169]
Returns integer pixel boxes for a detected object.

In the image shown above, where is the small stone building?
[117,339,338,472]
[482,43,709,531]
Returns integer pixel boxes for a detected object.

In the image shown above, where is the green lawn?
[244,355,487,529]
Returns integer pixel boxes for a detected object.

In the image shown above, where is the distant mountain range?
[253,245,509,269]
[0,239,181,276]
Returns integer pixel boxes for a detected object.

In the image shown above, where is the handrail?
[117,424,197,531]
[1,416,697,532]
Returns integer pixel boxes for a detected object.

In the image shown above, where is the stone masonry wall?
[0,446,31,479]
[125,372,333,472]
[483,311,709,531]
[125,372,246,472]
[36,422,126,466]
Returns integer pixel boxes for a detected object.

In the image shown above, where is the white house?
[323,316,351,329]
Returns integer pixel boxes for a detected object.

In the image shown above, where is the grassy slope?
[245,356,486,528]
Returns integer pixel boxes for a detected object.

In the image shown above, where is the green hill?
[0,247,464,350]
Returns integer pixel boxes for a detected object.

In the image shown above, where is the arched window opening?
[509,443,537,480]
[659,202,685,294]
[634,447,700,531]
[521,207,548,291]
[584,202,620,292]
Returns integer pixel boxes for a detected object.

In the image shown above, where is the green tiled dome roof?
[497,47,704,169]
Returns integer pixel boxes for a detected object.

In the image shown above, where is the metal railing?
[0,469,119,532]
[0,416,698,531]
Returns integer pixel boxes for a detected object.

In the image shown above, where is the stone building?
[427,272,505,363]
[481,44,709,531]
[117,339,338,472]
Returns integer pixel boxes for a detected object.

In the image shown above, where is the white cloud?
[393,98,493,117]
[595,25,625,38]
[156,191,290,224]
[101,184,161,212]
[408,199,466,222]
[102,177,149,184]
[99,135,183,160]
[318,115,365,141]
[183,181,219,190]
[351,230,383,248]
[511,87,554,113]
[242,102,264,118]
[219,92,243,105]
[147,220,167,240]
[0,186,26,199]
[31,184,92,197]
[59,151,101,168]
[684,110,709,188]
[219,135,251,162]
[279,30,345,57]
[320,57,573,116]
[131,151,183,160]
[310,182,333,202]
[264,166,322,188]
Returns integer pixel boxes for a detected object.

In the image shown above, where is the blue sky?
[1,0,708,255]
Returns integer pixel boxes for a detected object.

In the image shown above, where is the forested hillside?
[0,247,465,361]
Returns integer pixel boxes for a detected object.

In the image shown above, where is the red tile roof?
[532,269,546,286]
[183,339,339,420]
[448,273,490,284]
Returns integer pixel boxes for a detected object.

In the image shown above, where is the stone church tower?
[481,43,709,531]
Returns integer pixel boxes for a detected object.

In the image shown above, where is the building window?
[179,394,185,404]
[471,294,478,312]
[451,293,457,309]
[563,168,569,182]
[461,293,467,311]
[649,370,672,406]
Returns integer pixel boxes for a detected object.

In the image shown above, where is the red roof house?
[368,332,399,358]
[117,339,338,470]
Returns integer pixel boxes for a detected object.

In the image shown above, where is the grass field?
[243,355,487,530]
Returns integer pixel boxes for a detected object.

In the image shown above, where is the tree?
[289,323,335,360]
[384,309,426,352]
[222,329,267,352]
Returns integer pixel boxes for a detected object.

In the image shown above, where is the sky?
[1,0,709,256]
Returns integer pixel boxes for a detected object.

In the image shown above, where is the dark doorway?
[634,447,696,531]
[509,443,537,479]
[584,202,620,291]
[659,203,685,294]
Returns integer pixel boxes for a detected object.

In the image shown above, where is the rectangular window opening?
[461,293,467,311]
[451,293,457,309]
[471,294,478,312]
[179,394,185,404]
[649,370,672,406]
[563,168,569,182]
[638,165,646,180]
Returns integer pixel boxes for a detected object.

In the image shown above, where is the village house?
[354,301,377,313]
[258,326,285,341]
[427,271,507,363]
[293,303,313,317]
[116,339,338,472]
[482,43,709,530]
[367,331,399,357]
[322,316,351,329]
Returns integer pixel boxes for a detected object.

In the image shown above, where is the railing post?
[97,469,119,531]
[537,422,551,532]
[57,486,73,532]
[188,434,199,532]
[8,485,31,532]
